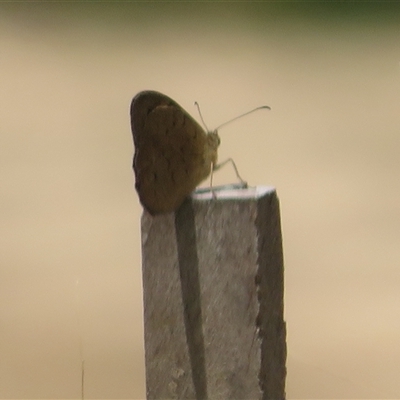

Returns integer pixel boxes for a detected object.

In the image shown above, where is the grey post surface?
[141,186,286,399]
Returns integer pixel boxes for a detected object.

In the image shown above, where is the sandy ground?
[1,3,400,399]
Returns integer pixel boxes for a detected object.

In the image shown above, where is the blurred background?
[1,2,399,399]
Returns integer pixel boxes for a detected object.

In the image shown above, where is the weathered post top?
[140,186,286,400]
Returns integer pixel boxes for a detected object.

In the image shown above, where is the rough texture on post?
[141,186,286,399]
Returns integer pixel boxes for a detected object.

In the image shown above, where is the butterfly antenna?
[194,101,210,132]
[215,105,271,131]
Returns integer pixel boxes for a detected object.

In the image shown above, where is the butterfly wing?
[131,91,214,215]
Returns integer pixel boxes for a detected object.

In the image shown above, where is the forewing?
[131,91,212,214]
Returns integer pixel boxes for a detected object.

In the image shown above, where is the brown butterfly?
[130,90,269,215]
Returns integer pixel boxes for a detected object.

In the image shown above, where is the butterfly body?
[131,90,220,215]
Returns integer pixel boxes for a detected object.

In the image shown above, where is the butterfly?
[130,90,269,215]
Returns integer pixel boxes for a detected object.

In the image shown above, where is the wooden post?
[141,186,286,399]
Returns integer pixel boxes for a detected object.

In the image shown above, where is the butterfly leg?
[209,163,217,199]
[213,158,248,188]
